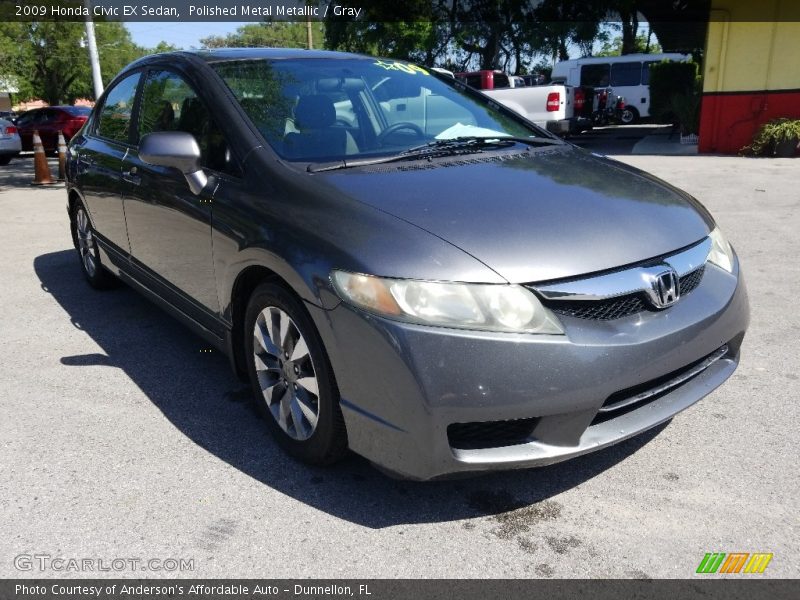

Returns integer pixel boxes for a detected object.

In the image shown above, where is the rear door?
[74,72,142,256]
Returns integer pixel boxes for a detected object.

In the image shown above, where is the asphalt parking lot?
[1,148,798,579]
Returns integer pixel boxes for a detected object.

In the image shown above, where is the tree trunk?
[619,10,639,55]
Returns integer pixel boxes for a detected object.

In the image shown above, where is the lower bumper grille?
[447,417,538,450]
[593,344,729,423]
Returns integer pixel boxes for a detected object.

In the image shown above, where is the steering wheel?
[377,122,425,145]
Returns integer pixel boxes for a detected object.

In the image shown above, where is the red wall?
[699,89,800,154]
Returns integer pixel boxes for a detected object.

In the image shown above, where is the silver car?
[0,118,21,165]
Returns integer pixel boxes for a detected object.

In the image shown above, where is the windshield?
[212,58,549,162]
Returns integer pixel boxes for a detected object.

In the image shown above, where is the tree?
[595,32,662,56]
[0,22,161,104]
[200,22,325,49]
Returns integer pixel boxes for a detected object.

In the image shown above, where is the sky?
[126,22,249,49]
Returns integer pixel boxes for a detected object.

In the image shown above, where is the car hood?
[315,146,714,283]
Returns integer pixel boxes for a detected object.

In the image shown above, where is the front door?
[122,69,231,319]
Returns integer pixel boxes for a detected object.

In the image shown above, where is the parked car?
[456,69,590,134]
[0,110,18,121]
[16,106,91,151]
[551,53,690,124]
[66,49,749,480]
[0,118,21,165]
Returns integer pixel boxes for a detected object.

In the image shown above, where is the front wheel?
[244,283,348,465]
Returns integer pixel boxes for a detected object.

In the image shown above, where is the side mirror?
[139,131,208,195]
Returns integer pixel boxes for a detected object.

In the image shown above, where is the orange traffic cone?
[31,130,56,185]
[57,131,67,181]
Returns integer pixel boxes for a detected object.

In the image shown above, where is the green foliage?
[322,0,611,73]
[743,119,800,156]
[648,60,700,129]
[669,92,700,135]
[595,33,662,56]
[0,22,170,105]
[200,22,325,50]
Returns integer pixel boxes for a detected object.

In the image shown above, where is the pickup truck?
[455,70,590,135]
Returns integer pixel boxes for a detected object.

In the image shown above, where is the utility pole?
[83,0,103,99]
[305,0,313,49]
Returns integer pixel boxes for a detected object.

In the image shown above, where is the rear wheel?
[620,106,639,125]
[0,156,11,166]
[71,202,116,289]
[244,282,347,465]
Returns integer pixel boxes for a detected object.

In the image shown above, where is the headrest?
[295,95,335,129]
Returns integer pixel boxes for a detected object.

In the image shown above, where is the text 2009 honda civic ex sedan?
[65,49,749,480]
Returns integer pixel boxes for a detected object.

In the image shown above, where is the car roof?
[130,48,370,69]
[189,48,369,62]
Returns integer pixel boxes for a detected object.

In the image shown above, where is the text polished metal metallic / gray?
[64,49,749,480]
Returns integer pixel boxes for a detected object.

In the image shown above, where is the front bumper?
[0,137,22,155]
[545,117,592,136]
[309,263,749,480]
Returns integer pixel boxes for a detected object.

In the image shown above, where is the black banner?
[1,0,797,23]
[1,580,798,600]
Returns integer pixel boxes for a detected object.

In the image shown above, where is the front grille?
[544,267,705,321]
[447,417,538,450]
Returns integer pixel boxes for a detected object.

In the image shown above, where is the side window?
[139,70,239,176]
[493,73,510,88]
[610,61,642,86]
[580,64,610,87]
[96,73,141,143]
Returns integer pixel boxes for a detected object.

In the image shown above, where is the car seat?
[283,95,358,159]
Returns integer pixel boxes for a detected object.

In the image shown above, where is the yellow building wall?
[704,0,800,93]
[699,0,800,153]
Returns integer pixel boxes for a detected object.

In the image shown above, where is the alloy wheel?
[76,208,97,277]
[252,306,320,441]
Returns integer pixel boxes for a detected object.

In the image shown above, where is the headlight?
[708,227,735,273]
[331,271,563,334]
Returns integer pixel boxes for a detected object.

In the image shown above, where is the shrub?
[648,61,700,130]
[742,118,800,156]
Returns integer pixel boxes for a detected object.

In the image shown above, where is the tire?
[244,282,348,465]
[0,156,11,166]
[70,201,117,289]
[620,106,639,125]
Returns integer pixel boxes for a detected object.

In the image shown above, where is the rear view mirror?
[139,131,208,195]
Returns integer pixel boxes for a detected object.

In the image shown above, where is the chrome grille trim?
[531,237,711,302]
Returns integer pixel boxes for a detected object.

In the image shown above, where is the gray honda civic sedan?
[65,49,749,480]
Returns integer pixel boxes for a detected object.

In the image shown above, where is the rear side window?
[492,73,510,88]
[580,64,610,87]
[465,75,481,88]
[138,70,239,175]
[96,73,141,143]
[610,62,642,86]
[15,111,41,127]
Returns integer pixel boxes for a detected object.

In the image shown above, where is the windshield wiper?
[307,135,561,173]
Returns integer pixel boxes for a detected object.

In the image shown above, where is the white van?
[550,53,689,123]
